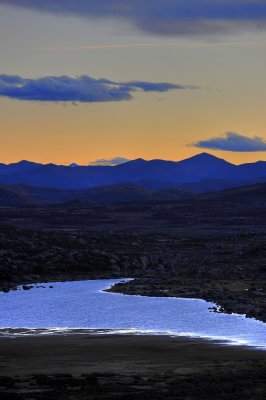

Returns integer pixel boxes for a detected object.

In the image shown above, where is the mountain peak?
[183,152,234,165]
[132,158,146,163]
[122,158,146,166]
[191,152,221,160]
[198,152,216,157]
[13,160,39,166]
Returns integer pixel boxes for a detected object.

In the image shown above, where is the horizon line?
[1,152,265,167]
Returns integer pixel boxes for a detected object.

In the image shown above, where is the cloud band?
[1,0,266,36]
[192,132,266,152]
[0,74,189,103]
[89,157,130,166]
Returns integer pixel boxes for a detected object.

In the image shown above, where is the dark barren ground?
[0,335,266,400]
[1,189,266,399]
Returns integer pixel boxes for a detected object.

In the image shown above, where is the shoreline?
[2,269,266,325]
[1,279,266,351]
[0,327,261,349]
[1,225,266,324]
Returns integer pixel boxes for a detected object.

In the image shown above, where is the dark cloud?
[89,157,130,166]
[125,81,197,92]
[1,0,266,35]
[192,132,266,152]
[0,74,23,84]
[0,74,185,103]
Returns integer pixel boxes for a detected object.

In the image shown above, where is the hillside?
[0,185,37,206]
[0,183,195,206]
[203,182,266,206]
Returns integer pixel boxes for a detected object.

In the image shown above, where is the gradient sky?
[0,1,266,165]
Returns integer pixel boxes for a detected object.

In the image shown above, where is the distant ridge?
[0,153,266,190]
[0,183,195,206]
[2,179,266,207]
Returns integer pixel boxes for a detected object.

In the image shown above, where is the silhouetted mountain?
[0,160,41,175]
[172,152,236,181]
[0,153,266,190]
[237,161,266,179]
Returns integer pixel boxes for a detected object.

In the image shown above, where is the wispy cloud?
[25,41,266,53]
[89,157,130,166]
[1,0,266,36]
[26,43,171,52]
[0,74,189,103]
[192,132,266,152]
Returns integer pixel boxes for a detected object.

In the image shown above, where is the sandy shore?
[0,334,266,399]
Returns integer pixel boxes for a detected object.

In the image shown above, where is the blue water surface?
[0,279,266,348]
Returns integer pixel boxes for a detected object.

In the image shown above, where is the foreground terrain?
[1,184,266,322]
[1,187,266,399]
[0,334,266,400]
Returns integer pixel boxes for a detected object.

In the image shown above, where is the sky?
[0,0,266,165]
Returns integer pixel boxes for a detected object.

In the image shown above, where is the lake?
[0,279,266,349]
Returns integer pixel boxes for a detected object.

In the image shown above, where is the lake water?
[0,279,266,349]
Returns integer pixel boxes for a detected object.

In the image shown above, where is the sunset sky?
[0,1,266,165]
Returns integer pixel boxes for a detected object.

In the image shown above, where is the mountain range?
[1,153,266,205]
[1,153,266,192]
